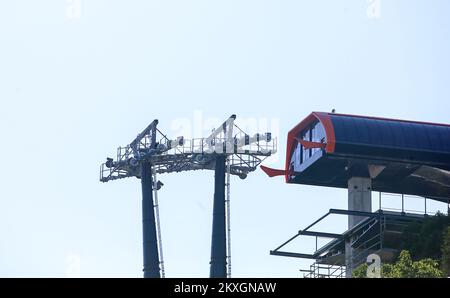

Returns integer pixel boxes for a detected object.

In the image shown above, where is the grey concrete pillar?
[345,177,372,278]
[345,241,353,278]
[348,177,372,228]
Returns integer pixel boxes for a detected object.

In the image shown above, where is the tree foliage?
[352,213,450,278]
[401,212,450,260]
[441,227,450,276]
[352,250,444,278]
[352,263,368,278]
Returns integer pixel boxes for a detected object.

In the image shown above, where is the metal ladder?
[153,169,165,278]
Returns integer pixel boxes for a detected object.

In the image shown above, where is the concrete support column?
[345,241,353,278]
[348,177,372,228]
[345,177,372,278]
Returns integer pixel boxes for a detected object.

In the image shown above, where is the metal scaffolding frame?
[271,203,431,278]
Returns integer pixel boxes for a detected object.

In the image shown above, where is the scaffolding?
[271,193,448,278]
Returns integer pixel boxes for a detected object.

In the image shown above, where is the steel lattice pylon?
[100,115,277,182]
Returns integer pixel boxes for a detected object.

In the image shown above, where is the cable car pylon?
[100,115,277,277]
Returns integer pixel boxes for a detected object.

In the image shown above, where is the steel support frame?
[270,208,424,260]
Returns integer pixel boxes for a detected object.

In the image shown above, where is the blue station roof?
[330,114,450,168]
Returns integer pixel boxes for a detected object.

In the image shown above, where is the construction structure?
[100,115,277,278]
[261,112,450,277]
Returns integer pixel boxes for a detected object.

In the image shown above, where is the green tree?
[410,258,443,278]
[401,213,450,260]
[442,227,450,276]
[352,263,368,278]
[352,250,443,278]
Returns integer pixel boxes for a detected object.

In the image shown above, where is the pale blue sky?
[0,1,449,277]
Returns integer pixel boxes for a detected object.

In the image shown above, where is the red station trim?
[284,112,336,182]
[260,165,287,177]
[314,112,336,153]
[295,138,327,149]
